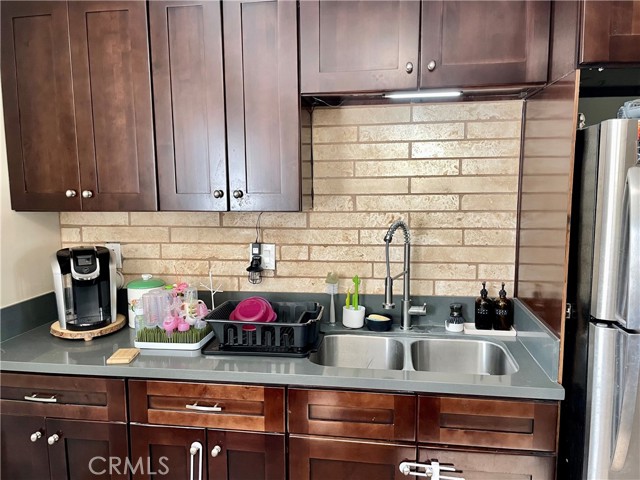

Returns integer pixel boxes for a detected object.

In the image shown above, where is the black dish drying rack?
[201,301,323,357]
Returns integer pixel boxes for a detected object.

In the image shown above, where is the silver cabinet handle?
[30,431,43,442]
[82,190,93,198]
[211,445,222,457]
[185,402,222,412]
[47,433,60,445]
[65,189,77,198]
[399,461,464,479]
[427,60,436,72]
[405,61,414,73]
[24,394,57,403]
[233,190,243,199]
[189,441,203,480]
[213,190,224,198]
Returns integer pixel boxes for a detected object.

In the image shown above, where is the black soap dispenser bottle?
[493,282,513,331]
[475,282,494,330]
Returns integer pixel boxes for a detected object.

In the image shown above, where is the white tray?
[463,323,516,337]
[134,330,214,350]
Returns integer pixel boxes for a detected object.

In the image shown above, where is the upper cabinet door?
[580,0,640,64]
[224,0,301,211]
[421,0,551,88]
[1,1,81,211]
[149,1,228,211]
[68,1,157,211]
[300,1,420,94]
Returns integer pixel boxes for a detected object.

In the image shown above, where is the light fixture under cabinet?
[383,90,462,99]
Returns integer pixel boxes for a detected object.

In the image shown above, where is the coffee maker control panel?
[71,248,100,280]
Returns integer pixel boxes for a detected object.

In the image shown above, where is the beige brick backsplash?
[460,193,518,211]
[460,158,519,175]
[60,212,129,226]
[435,280,514,297]
[314,105,411,125]
[313,161,354,178]
[412,139,521,159]
[356,194,459,212]
[359,229,462,246]
[464,229,516,246]
[359,123,464,142]
[263,229,358,245]
[130,212,220,227]
[314,143,409,161]
[313,126,358,143]
[355,159,459,177]
[59,101,522,298]
[466,121,521,139]
[410,212,517,229]
[311,196,355,212]
[411,176,518,194]
[280,245,309,260]
[83,226,170,243]
[61,228,81,243]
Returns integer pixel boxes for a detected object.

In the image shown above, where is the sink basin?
[309,335,404,370]
[410,338,518,375]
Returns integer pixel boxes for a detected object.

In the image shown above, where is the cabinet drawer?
[419,448,555,480]
[129,380,285,433]
[418,396,558,452]
[0,373,126,422]
[289,388,416,442]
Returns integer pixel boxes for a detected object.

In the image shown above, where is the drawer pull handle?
[30,431,43,442]
[211,445,222,457]
[189,441,203,480]
[399,461,464,479]
[24,394,57,403]
[47,433,60,445]
[185,402,222,412]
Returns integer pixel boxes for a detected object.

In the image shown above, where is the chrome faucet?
[382,220,427,330]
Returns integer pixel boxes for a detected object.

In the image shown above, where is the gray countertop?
[0,321,564,401]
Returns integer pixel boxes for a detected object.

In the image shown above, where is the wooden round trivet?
[50,313,126,342]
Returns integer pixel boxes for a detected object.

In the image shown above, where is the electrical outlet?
[105,242,123,269]
[249,243,275,270]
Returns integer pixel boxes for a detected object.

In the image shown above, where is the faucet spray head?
[383,276,395,309]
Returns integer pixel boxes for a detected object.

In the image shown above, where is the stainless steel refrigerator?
[559,119,640,479]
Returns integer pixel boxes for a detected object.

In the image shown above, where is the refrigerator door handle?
[616,165,640,329]
[610,334,640,471]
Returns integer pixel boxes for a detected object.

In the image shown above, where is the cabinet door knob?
[233,190,244,199]
[65,189,77,198]
[47,433,60,445]
[427,60,437,72]
[213,190,224,199]
[405,62,414,74]
[82,190,94,199]
[30,431,43,442]
[211,445,222,457]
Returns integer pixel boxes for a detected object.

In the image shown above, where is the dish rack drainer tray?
[202,301,323,357]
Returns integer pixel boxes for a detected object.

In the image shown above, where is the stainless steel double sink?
[309,334,519,375]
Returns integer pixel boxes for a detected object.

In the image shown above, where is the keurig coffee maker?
[52,246,117,331]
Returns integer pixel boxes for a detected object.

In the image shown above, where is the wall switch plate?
[105,242,123,269]
[249,243,275,270]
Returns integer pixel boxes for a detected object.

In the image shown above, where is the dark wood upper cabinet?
[68,1,156,211]
[421,0,551,88]
[1,1,81,211]
[299,0,420,94]
[149,1,228,211]
[1,1,157,211]
[223,0,301,211]
[580,0,640,64]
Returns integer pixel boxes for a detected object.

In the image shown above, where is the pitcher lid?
[127,274,165,289]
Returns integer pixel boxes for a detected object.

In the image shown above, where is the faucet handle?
[408,303,427,316]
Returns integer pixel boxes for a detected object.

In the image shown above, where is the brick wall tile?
[464,230,517,246]
[130,212,220,226]
[461,158,519,175]
[315,178,409,195]
[314,106,411,125]
[359,229,462,246]
[83,227,169,243]
[280,246,309,260]
[355,159,459,177]
[61,228,81,243]
[314,143,409,161]
[460,193,518,211]
[412,139,521,159]
[313,126,358,143]
[412,176,518,194]
[60,212,129,226]
[359,123,464,142]
[263,229,359,245]
[356,195,459,212]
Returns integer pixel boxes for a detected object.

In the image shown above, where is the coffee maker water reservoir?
[52,246,117,331]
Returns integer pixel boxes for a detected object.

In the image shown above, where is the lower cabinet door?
[0,414,50,480]
[419,447,556,480]
[207,430,285,480]
[130,424,206,480]
[47,419,129,480]
[290,435,416,480]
